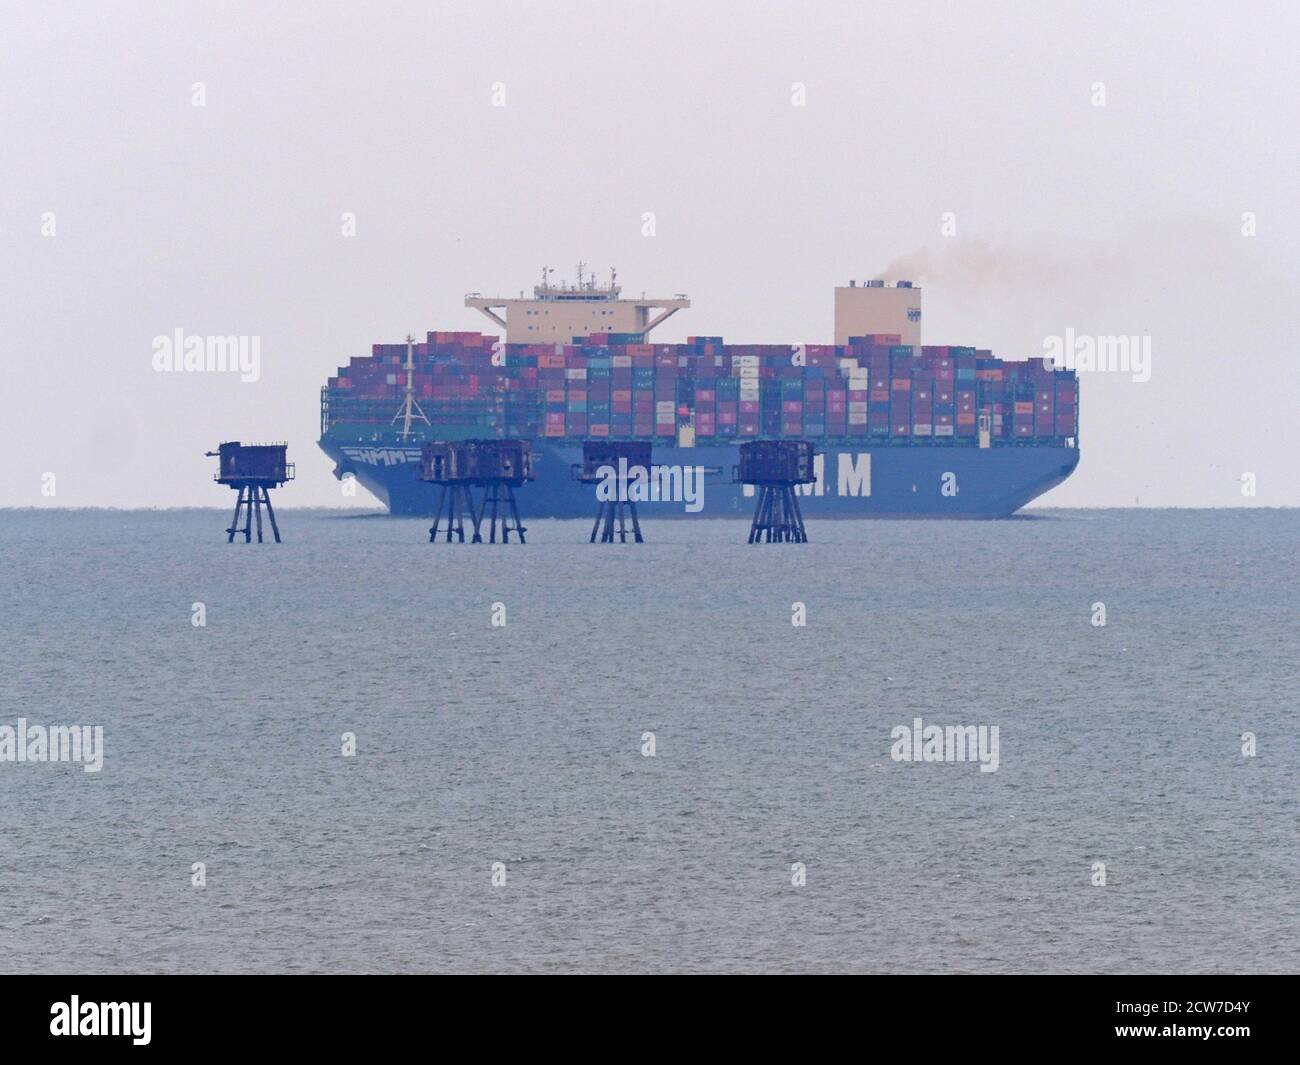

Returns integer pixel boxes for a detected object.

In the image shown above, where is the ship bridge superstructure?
[466,264,689,344]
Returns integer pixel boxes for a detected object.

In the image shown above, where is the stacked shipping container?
[323,332,1078,445]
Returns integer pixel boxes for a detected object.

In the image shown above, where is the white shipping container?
[847,413,868,424]
[935,425,955,436]
[848,401,868,414]
[913,424,933,436]
[566,368,587,379]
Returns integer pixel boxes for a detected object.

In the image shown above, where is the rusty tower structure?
[421,439,534,543]
[735,440,816,543]
[209,442,294,543]
[577,440,651,543]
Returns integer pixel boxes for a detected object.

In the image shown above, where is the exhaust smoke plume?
[872,219,1251,296]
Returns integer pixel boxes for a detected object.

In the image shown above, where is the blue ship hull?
[320,439,1079,518]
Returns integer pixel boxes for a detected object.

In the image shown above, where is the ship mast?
[393,333,431,440]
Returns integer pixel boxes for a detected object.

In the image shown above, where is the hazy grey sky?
[2,1,1296,508]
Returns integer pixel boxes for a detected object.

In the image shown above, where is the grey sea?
[0,508,1295,974]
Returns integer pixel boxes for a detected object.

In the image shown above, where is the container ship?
[318,266,1079,518]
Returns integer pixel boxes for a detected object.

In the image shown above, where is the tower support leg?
[429,485,447,542]
[263,486,282,543]
[253,485,264,543]
[746,483,809,543]
[787,485,807,543]
[468,484,483,543]
[748,485,769,543]
[506,484,525,544]
[457,486,478,546]
[227,486,245,543]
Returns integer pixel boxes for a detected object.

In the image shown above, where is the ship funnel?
[834,278,923,345]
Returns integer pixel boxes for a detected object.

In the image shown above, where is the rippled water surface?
[0,508,1295,973]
